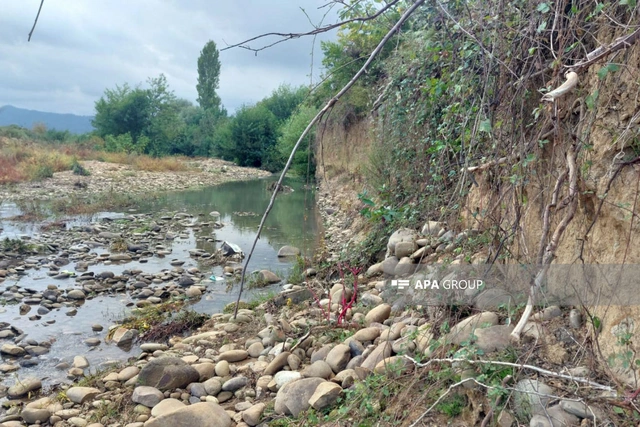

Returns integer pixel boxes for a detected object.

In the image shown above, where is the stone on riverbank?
[138,357,200,391]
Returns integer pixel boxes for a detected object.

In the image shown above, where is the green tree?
[93,84,151,143]
[276,105,318,176]
[230,104,277,167]
[210,117,234,160]
[259,85,308,124]
[197,40,222,112]
[144,74,183,155]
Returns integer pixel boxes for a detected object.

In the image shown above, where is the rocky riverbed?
[0,165,618,427]
[0,159,270,202]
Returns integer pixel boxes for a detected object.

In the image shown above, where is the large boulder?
[21,397,62,424]
[308,382,342,411]
[111,327,138,349]
[445,311,498,345]
[258,270,281,284]
[360,342,393,371]
[386,228,418,258]
[325,344,351,373]
[145,402,231,427]
[274,378,326,416]
[513,379,555,418]
[132,386,164,407]
[66,386,100,404]
[8,378,42,398]
[365,304,391,326]
[277,246,301,257]
[138,357,200,391]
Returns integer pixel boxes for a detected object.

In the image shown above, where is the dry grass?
[0,136,194,185]
[0,138,75,183]
[132,155,191,172]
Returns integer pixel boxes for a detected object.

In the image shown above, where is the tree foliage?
[276,105,318,177]
[93,73,228,156]
[197,40,222,112]
[211,84,308,170]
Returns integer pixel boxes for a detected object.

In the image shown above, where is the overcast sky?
[0,1,338,116]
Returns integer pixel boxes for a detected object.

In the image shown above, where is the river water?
[0,176,320,385]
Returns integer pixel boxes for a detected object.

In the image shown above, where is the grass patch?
[49,191,156,215]
[113,300,208,344]
[223,290,278,314]
[287,256,309,285]
[71,160,91,176]
[89,390,135,425]
[0,136,195,187]
[1,237,39,254]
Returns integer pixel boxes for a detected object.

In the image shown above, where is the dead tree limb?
[511,142,579,340]
[232,0,427,318]
[221,0,401,53]
[28,0,45,42]
[403,355,616,392]
[569,27,640,72]
[542,71,579,102]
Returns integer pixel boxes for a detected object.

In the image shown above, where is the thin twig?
[232,0,427,318]
[221,0,401,52]
[28,0,45,42]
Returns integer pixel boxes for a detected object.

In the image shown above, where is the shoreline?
[0,170,607,427]
[0,158,271,203]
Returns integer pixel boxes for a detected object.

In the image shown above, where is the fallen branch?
[541,71,579,102]
[511,144,578,341]
[466,156,511,173]
[289,329,311,352]
[569,27,640,72]
[403,355,616,393]
[512,143,579,340]
[232,0,427,318]
[407,372,596,427]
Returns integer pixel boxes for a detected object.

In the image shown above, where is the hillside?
[0,105,94,134]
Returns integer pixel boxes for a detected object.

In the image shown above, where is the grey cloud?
[0,0,337,116]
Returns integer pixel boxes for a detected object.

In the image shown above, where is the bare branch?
[221,0,401,53]
[568,27,640,72]
[233,0,427,318]
[512,142,580,340]
[403,355,616,393]
[28,0,45,42]
[541,71,579,102]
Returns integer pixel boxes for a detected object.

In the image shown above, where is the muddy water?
[0,176,320,386]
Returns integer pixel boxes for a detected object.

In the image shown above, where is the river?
[0,176,320,387]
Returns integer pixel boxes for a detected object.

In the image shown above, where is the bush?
[71,160,90,176]
[31,164,54,180]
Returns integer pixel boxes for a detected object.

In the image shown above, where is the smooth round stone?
[247,342,264,358]
[140,343,168,352]
[222,376,248,392]
[215,360,230,377]
[84,338,101,347]
[150,398,185,417]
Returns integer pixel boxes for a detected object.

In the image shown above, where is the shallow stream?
[0,176,320,386]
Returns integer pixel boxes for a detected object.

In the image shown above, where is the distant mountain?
[0,105,94,134]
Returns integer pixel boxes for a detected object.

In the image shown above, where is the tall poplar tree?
[196,40,222,112]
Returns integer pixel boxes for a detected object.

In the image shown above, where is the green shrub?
[31,164,53,180]
[71,160,90,176]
